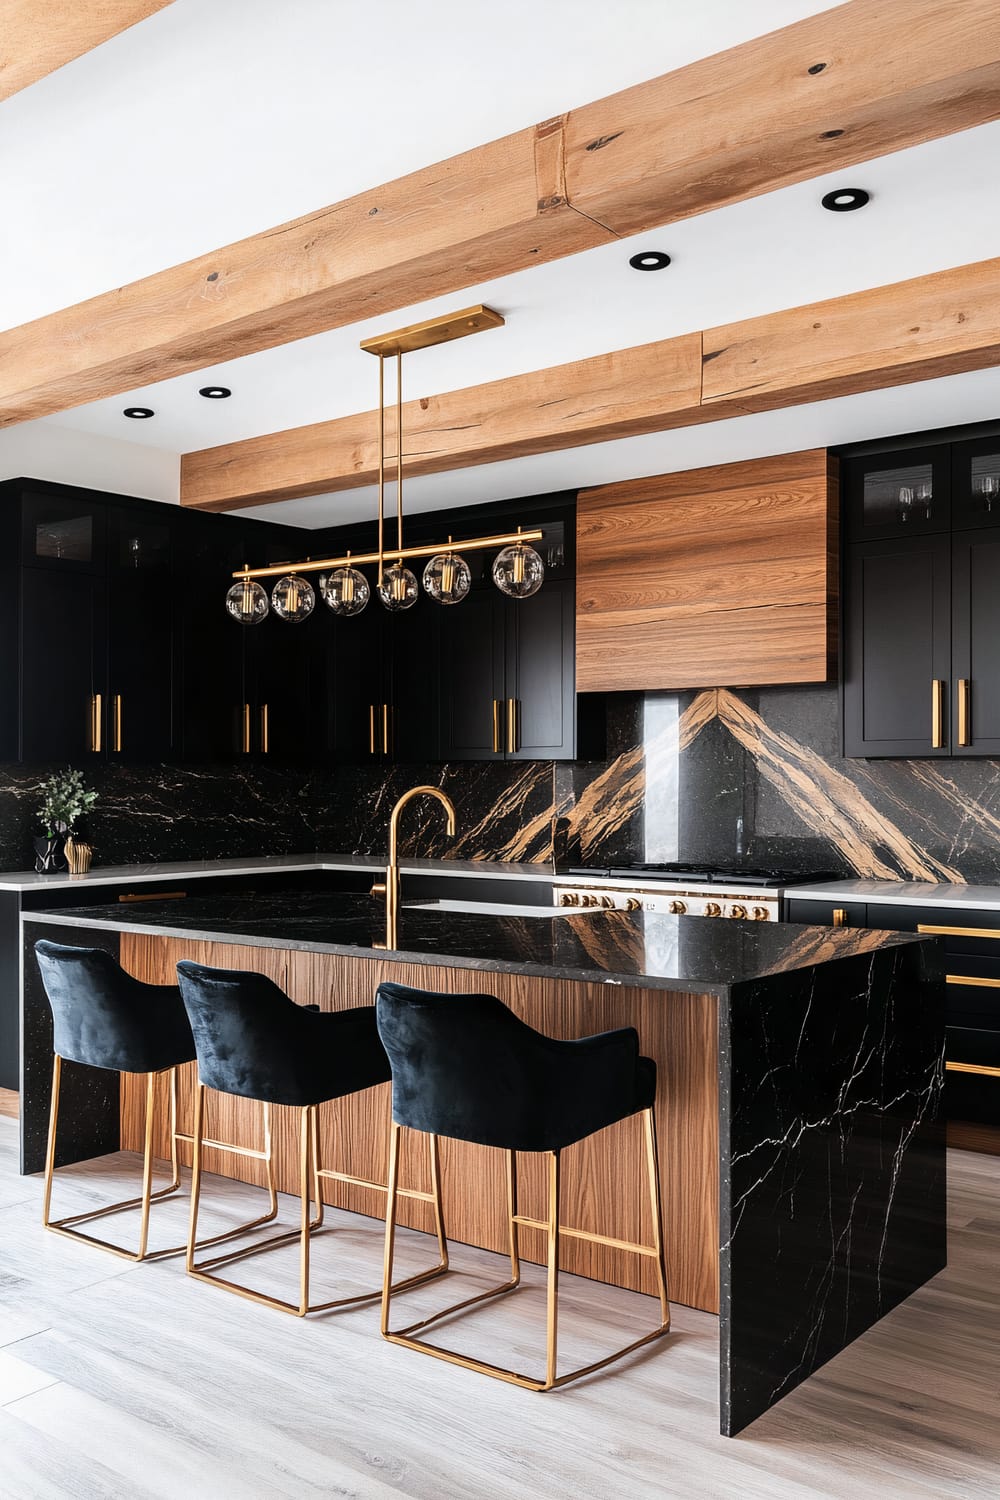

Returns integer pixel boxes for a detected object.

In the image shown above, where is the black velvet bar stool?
[176,959,449,1317]
[35,939,198,1261]
[375,981,671,1391]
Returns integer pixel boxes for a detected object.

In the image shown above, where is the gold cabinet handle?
[90,692,102,752]
[946,974,1000,988]
[832,908,848,928]
[492,699,501,754]
[112,694,122,753]
[260,703,269,754]
[369,704,377,755]
[958,678,971,747]
[918,923,1000,940]
[946,1060,1000,1078]
[931,678,945,748]
[242,702,251,754]
[506,697,519,754]
[382,702,390,756]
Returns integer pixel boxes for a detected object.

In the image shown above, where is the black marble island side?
[20,894,946,1436]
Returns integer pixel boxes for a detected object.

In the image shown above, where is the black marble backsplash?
[4,683,1000,882]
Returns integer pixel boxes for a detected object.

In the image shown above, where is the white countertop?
[0,852,560,893]
[786,879,1000,911]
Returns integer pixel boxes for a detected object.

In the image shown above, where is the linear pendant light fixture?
[225,305,547,625]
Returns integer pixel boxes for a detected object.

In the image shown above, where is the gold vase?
[64,837,93,875]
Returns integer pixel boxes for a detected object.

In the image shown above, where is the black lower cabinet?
[786,897,1000,1125]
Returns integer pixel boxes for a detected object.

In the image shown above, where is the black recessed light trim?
[629,250,672,272]
[123,407,155,419]
[199,385,232,399]
[821,187,870,213]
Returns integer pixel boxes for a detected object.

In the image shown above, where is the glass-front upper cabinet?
[842,445,951,541]
[20,488,107,571]
[952,436,1000,531]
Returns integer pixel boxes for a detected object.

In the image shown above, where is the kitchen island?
[19,893,945,1435]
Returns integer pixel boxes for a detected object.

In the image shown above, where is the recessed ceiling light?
[629,250,671,272]
[821,187,870,213]
[123,407,155,419]
[199,385,232,399]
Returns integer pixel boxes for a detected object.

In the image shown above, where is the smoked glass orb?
[492,541,544,599]
[320,565,370,617]
[423,551,471,605]
[271,574,316,623]
[377,562,419,612]
[225,578,269,624]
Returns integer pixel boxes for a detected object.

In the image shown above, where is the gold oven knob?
[559,892,579,907]
[625,897,642,912]
[752,906,770,921]
[600,895,615,908]
[705,902,723,917]
[730,904,747,920]
[669,899,687,915]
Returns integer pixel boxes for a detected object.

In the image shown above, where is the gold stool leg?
[507,1149,520,1287]
[644,1106,670,1329]
[298,1106,312,1316]
[44,1060,186,1261]
[42,1054,61,1231]
[544,1150,560,1390]
[380,1118,402,1336]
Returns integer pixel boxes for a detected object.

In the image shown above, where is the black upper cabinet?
[843,444,951,541]
[843,536,951,757]
[106,508,175,761]
[177,511,245,763]
[951,528,1000,756]
[20,569,105,762]
[952,435,1000,532]
[843,429,1000,758]
[506,582,575,760]
[438,591,506,760]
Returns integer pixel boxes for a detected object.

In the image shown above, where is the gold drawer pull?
[90,692,102,753]
[931,678,945,748]
[946,1060,1000,1079]
[918,924,1000,940]
[832,908,848,928]
[369,704,376,755]
[492,698,501,754]
[113,693,123,753]
[242,702,251,754]
[118,891,187,903]
[260,702,269,754]
[946,974,1000,989]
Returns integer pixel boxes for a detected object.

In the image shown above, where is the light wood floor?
[0,1119,997,1500]
[0,1089,18,1120]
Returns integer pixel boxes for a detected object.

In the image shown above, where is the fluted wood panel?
[119,935,720,1313]
[576,450,838,692]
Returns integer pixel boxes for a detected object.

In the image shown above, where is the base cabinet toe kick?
[19,908,945,1437]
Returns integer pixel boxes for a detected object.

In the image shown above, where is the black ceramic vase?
[33,834,67,874]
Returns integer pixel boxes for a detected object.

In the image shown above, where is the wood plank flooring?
[0,1116,997,1499]
[0,1089,18,1120]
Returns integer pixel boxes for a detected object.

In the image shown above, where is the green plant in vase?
[35,769,98,873]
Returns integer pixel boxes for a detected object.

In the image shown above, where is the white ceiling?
[3,0,998,532]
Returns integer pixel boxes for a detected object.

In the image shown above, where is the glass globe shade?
[423,551,471,605]
[493,541,545,599]
[226,578,269,624]
[378,562,419,612]
[271,574,316,623]
[321,565,370,617]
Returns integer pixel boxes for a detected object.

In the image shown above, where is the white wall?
[0,421,179,502]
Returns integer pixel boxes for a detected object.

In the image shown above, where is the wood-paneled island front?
[21,892,946,1435]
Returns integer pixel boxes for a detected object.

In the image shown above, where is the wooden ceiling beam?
[0,2,174,103]
[180,255,1000,511]
[3,0,1000,424]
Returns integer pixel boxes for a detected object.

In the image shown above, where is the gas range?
[552,863,833,922]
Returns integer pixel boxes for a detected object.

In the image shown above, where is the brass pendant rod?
[232,529,543,581]
[377,353,385,587]
[396,347,404,556]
